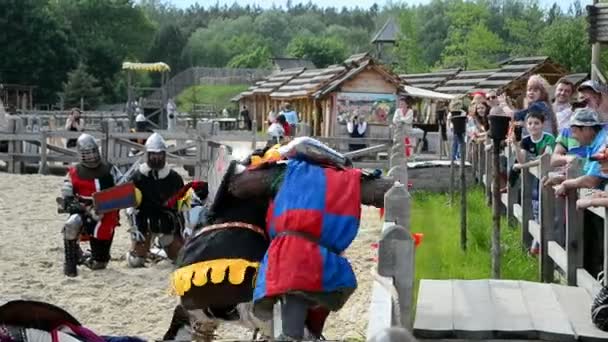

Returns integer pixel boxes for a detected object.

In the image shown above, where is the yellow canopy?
[122,62,171,72]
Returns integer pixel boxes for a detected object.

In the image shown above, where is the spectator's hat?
[578,80,607,94]
[570,108,602,127]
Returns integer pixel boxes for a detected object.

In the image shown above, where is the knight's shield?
[92,182,136,214]
[206,145,236,212]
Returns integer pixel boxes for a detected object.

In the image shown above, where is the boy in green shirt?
[511,111,556,254]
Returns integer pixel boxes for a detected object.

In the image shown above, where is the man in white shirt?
[553,78,574,130]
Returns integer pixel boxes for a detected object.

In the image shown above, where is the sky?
[166,0,591,11]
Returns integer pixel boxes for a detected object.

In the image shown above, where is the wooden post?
[449,142,455,205]
[539,153,555,283]
[521,167,533,250]
[38,130,48,175]
[592,0,601,81]
[381,181,413,328]
[459,135,467,251]
[565,159,584,285]
[251,117,257,151]
[491,141,502,279]
[506,143,518,225]
[485,140,492,206]
[478,141,484,184]
[604,185,608,287]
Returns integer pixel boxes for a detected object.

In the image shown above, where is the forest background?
[0,0,597,107]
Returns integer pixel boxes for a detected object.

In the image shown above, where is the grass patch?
[411,187,537,288]
[176,84,249,113]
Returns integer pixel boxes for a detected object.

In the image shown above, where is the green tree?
[55,0,155,101]
[440,1,503,69]
[287,36,348,68]
[0,0,78,103]
[541,16,590,72]
[62,63,103,109]
[394,8,427,73]
[227,46,272,69]
[147,23,187,75]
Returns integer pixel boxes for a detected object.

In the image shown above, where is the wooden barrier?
[469,140,606,299]
[365,125,416,341]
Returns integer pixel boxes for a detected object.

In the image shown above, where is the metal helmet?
[76,133,101,168]
[145,132,167,169]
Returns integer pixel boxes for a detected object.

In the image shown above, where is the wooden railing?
[365,125,416,340]
[469,139,605,297]
[0,118,392,175]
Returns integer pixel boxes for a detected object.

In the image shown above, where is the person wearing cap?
[553,108,608,196]
[578,80,604,112]
[446,97,466,161]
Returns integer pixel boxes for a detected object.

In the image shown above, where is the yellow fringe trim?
[170,258,259,296]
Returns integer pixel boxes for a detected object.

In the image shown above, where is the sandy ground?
[0,170,383,341]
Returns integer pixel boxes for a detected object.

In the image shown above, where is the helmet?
[145,133,167,169]
[135,113,147,132]
[135,113,146,123]
[76,134,101,168]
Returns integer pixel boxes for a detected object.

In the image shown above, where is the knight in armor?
[127,132,185,267]
[60,134,121,277]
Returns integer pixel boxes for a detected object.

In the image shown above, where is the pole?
[449,135,455,205]
[459,134,467,251]
[592,0,600,81]
[491,141,501,278]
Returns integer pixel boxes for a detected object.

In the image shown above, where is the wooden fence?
[470,139,605,298]
[0,117,392,176]
[365,125,417,340]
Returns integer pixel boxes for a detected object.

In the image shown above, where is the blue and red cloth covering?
[253,159,361,306]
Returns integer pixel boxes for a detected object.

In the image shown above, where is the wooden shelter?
[400,68,461,90]
[401,56,569,105]
[122,62,170,128]
[0,84,36,112]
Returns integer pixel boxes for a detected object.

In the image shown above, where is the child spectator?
[511,110,556,254]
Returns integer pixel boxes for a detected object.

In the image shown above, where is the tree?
[55,0,155,101]
[287,36,348,68]
[541,16,590,72]
[0,0,78,103]
[394,8,427,73]
[62,63,103,110]
[147,23,187,75]
[439,1,503,69]
[227,46,272,69]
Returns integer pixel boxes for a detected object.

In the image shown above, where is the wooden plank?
[529,220,540,243]
[548,241,567,273]
[513,204,523,223]
[577,268,603,299]
[413,279,454,338]
[488,280,535,339]
[366,278,395,339]
[452,279,494,339]
[552,283,608,341]
[519,281,575,342]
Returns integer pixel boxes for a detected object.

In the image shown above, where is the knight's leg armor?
[127,208,149,268]
[63,214,82,277]
[278,294,310,340]
[86,237,112,270]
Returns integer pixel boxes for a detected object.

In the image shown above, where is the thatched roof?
[237,67,306,100]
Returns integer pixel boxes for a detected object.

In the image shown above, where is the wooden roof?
[269,65,346,99]
[238,67,306,98]
[400,68,461,90]
[435,69,499,94]
[371,17,399,44]
[403,56,569,96]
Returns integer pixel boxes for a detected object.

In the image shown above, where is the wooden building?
[401,56,569,106]
[0,84,36,112]
[235,53,407,136]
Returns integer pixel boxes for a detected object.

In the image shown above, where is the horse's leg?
[189,309,219,342]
